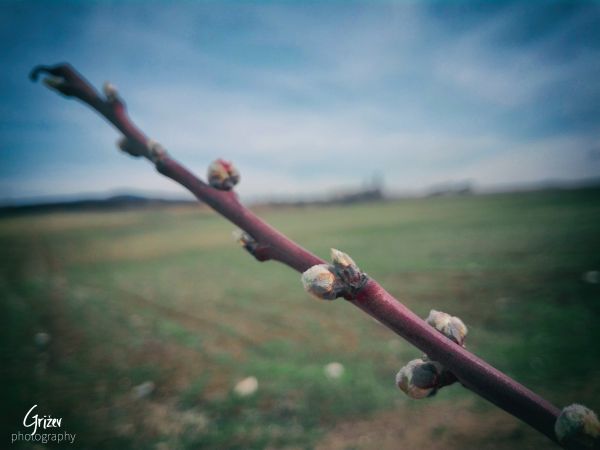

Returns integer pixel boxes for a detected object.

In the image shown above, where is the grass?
[1,188,599,449]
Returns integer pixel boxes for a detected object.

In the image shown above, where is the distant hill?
[0,187,388,216]
[0,195,197,216]
[2,178,599,216]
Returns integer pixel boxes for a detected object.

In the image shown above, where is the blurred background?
[1,1,599,449]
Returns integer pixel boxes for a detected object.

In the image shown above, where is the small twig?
[31,63,599,449]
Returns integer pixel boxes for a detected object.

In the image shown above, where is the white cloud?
[3,2,598,202]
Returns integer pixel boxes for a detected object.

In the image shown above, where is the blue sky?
[1,1,599,203]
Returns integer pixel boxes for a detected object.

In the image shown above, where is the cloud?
[1,2,599,202]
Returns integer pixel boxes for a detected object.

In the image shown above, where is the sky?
[1,1,599,203]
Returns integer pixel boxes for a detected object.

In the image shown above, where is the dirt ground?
[317,399,553,450]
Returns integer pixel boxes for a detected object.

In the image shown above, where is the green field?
[1,189,599,449]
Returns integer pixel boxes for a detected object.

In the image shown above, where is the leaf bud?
[301,264,342,300]
[208,159,240,190]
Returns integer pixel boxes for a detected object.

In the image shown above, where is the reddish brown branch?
[32,63,574,447]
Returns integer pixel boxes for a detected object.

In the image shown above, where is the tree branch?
[30,63,599,449]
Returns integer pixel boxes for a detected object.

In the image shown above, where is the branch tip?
[29,63,99,100]
[555,404,600,449]
[30,64,55,82]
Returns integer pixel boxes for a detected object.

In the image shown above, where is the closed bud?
[396,358,442,399]
[232,229,258,252]
[232,229,251,246]
[117,137,144,158]
[555,404,600,449]
[330,248,367,290]
[103,82,119,102]
[301,264,341,300]
[426,309,468,346]
[208,159,240,190]
[145,139,167,163]
[330,248,356,269]
[117,137,129,151]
